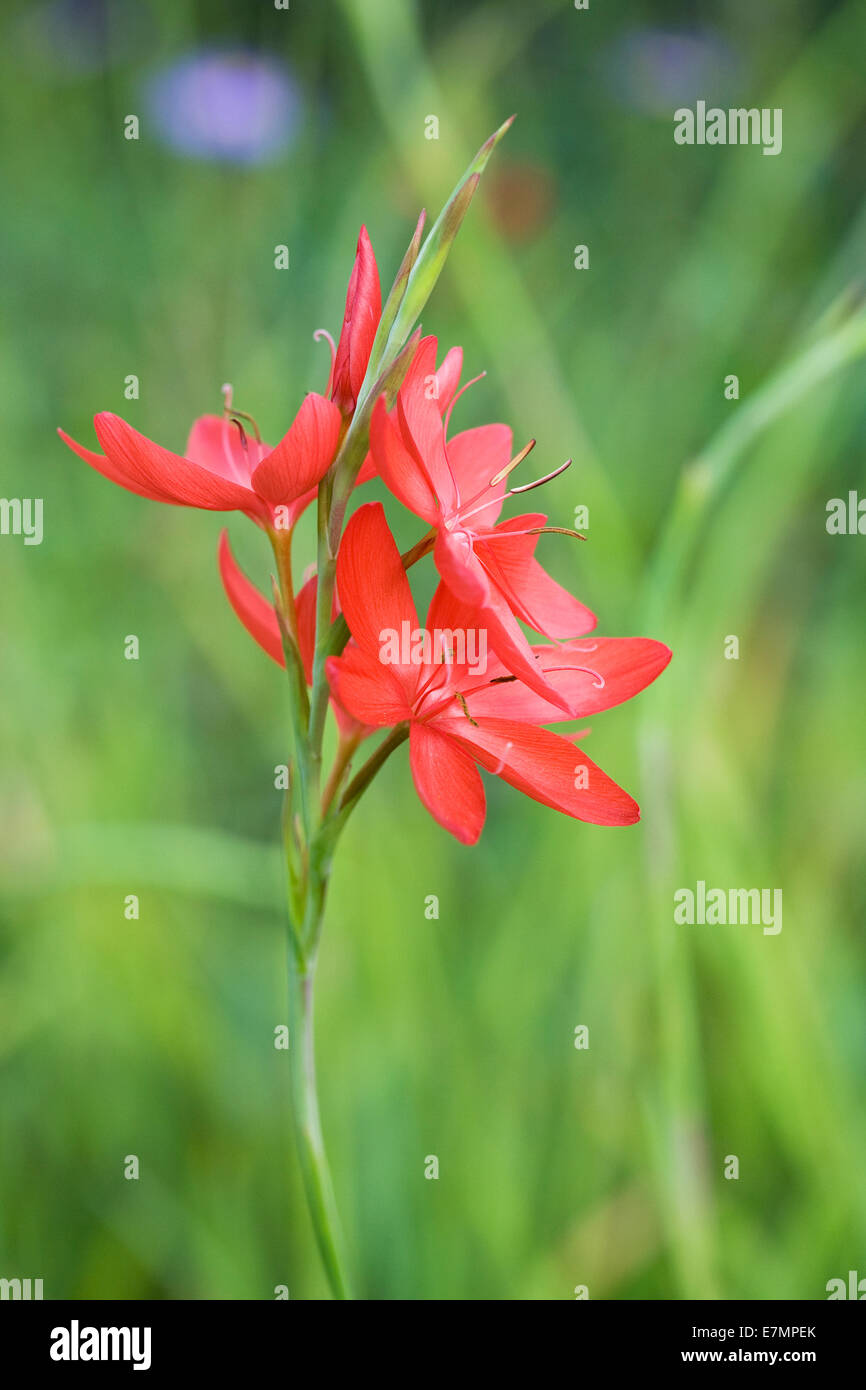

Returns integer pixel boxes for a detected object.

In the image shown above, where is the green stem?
[286,940,353,1300]
[340,725,409,812]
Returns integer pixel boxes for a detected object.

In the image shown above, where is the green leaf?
[365,209,426,385]
[378,115,514,368]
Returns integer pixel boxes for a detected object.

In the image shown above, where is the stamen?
[314,328,337,395]
[489,438,536,487]
[228,408,262,444]
[443,370,486,434]
[456,454,571,528]
[509,458,572,494]
[227,415,263,482]
[541,662,605,690]
[524,525,585,540]
[455,692,479,726]
[415,660,453,706]
[221,383,234,414]
[222,420,244,481]
[489,739,514,775]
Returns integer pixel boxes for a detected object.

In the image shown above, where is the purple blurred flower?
[145,50,301,166]
[605,29,740,117]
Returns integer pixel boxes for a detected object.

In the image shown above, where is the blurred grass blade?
[644,304,866,629]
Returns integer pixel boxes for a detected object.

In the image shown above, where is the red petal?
[409,723,486,844]
[331,225,381,413]
[217,530,285,667]
[93,413,256,510]
[433,527,491,607]
[424,581,501,688]
[58,426,174,503]
[447,424,512,523]
[295,575,317,683]
[185,415,262,485]
[474,583,575,714]
[465,637,672,722]
[326,647,413,727]
[509,558,597,638]
[439,716,640,826]
[369,396,438,522]
[397,372,458,514]
[251,393,342,506]
[435,346,463,411]
[335,503,420,702]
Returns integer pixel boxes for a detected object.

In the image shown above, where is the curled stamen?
[228,408,262,444]
[542,662,605,690]
[227,415,264,481]
[489,438,536,488]
[489,739,514,775]
[443,370,486,433]
[314,328,337,395]
[222,418,247,482]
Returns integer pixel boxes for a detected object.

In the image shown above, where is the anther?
[509,458,572,495]
[489,438,536,487]
[525,525,585,540]
[227,408,262,444]
[456,692,479,726]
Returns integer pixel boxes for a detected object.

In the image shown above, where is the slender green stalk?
[340,725,409,813]
[275,121,511,1298]
[286,934,353,1301]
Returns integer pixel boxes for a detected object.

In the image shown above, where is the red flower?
[355,336,462,487]
[370,336,594,710]
[329,226,382,415]
[217,530,366,740]
[59,395,342,528]
[57,226,386,523]
[326,503,670,844]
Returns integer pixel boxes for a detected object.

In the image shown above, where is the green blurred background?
[2,0,865,1300]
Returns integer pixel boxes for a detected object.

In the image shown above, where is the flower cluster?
[60,222,669,846]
